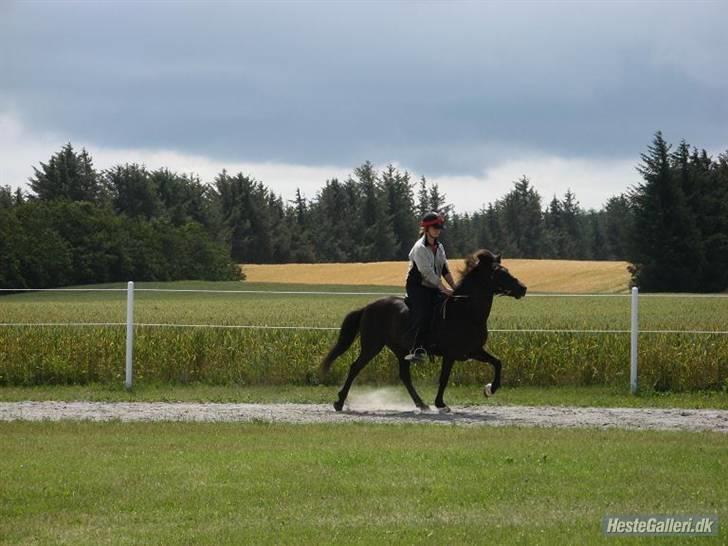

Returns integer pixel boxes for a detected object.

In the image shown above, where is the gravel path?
[1,401,726,432]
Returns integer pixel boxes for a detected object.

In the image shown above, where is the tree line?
[0,148,240,288]
[1,132,726,291]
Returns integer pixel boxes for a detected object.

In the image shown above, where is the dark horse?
[321,249,527,412]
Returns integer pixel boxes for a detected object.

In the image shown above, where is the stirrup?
[404,347,428,362]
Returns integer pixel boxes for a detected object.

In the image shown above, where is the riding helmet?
[420,211,445,229]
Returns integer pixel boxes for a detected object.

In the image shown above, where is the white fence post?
[125,281,134,390]
[630,286,639,394]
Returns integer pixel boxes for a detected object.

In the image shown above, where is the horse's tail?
[320,307,364,374]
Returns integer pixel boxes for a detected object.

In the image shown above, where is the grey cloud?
[2,1,727,175]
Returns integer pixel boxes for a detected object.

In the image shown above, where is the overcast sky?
[2,0,726,211]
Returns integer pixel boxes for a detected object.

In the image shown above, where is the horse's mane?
[456,248,498,288]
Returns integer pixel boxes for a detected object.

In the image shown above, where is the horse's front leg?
[470,347,502,396]
[434,357,455,412]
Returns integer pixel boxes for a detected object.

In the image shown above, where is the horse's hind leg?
[334,344,382,412]
[398,359,429,411]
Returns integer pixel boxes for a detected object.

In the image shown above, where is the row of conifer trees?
[1,132,726,291]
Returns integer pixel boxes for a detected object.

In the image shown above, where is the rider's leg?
[414,293,435,349]
[405,286,436,361]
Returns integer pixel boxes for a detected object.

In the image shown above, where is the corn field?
[0,281,726,391]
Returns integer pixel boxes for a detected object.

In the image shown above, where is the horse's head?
[461,249,527,299]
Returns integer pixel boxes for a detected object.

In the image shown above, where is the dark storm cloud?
[2,1,727,175]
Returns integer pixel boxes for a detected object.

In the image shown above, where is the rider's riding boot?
[404,346,428,362]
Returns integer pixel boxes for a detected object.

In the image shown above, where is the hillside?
[242,259,632,294]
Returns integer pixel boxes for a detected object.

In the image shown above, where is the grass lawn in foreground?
[1,383,727,409]
[0,422,724,545]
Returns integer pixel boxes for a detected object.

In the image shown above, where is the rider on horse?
[404,212,456,362]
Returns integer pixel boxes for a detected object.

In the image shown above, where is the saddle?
[403,294,450,320]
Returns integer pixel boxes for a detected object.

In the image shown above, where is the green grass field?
[0,421,724,545]
[1,281,727,391]
[2,282,726,545]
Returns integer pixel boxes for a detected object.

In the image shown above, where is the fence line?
[2,287,727,298]
[2,283,727,392]
[0,322,126,327]
[0,288,128,292]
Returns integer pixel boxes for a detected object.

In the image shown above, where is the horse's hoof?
[484,383,493,397]
[333,400,344,412]
[437,405,451,414]
[417,404,431,412]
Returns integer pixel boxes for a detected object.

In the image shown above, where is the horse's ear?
[495,254,502,264]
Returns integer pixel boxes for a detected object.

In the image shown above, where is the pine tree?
[470,207,494,253]
[105,163,160,219]
[267,193,291,262]
[0,186,13,208]
[699,150,728,290]
[560,189,589,259]
[428,183,452,217]
[355,162,397,261]
[602,195,632,260]
[286,210,316,262]
[495,176,545,258]
[588,211,607,260]
[485,203,502,252]
[210,171,274,263]
[544,195,564,257]
[151,169,209,227]
[380,165,417,259]
[342,176,366,260]
[312,178,351,261]
[293,188,307,227]
[442,212,476,258]
[416,177,429,219]
[29,143,104,203]
[628,132,704,291]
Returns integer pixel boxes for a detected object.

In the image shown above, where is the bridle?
[490,265,515,297]
[441,262,514,318]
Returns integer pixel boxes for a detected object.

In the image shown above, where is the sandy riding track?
[1,401,726,433]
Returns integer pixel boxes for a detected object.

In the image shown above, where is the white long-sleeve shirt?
[406,235,449,289]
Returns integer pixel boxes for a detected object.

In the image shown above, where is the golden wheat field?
[243,259,632,293]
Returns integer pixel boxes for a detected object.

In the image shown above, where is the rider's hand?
[440,286,454,297]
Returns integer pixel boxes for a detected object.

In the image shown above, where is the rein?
[441,294,470,319]
[441,261,506,319]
